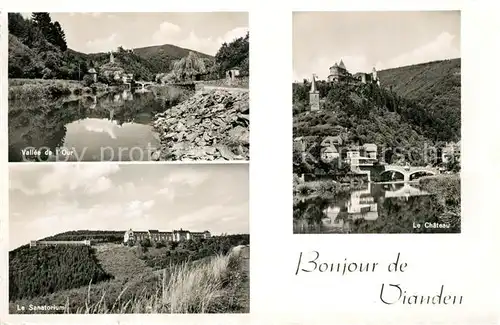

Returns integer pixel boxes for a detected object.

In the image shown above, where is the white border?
[2,0,500,324]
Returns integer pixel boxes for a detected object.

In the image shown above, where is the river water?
[9,89,171,162]
[293,182,460,234]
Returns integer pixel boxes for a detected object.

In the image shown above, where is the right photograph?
[292,11,461,234]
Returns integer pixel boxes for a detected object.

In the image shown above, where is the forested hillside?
[293,59,461,174]
[43,230,125,243]
[8,13,249,82]
[379,58,461,142]
[138,234,250,269]
[9,245,113,301]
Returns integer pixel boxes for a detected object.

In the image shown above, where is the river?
[8,89,175,162]
[293,182,460,234]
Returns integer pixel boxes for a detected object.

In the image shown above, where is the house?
[442,141,461,163]
[122,73,133,84]
[363,143,378,160]
[321,136,343,147]
[88,68,97,83]
[226,67,241,81]
[123,228,211,245]
[321,146,340,161]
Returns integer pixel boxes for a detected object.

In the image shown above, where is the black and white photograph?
[292,11,461,234]
[8,12,250,162]
[8,163,249,314]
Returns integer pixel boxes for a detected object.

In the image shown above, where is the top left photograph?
[8,12,250,162]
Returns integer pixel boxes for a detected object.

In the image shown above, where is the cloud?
[151,24,248,55]
[376,32,460,70]
[293,31,460,82]
[165,168,209,187]
[35,164,120,195]
[152,21,182,44]
[124,200,155,219]
[173,203,248,233]
[82,118,120,139]
[85,33,119,53]
[156,187,175,200]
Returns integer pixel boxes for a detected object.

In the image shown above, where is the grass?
[150,85,193,107]
[419,174,461,229]
[8,78,89,100]
[10,252,249,314]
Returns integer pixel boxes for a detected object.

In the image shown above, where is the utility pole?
[78,63,81,81]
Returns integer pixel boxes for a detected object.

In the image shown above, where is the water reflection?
[294,182,459,234]
[9,89,174,162]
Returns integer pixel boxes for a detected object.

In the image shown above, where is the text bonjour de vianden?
[295,251,463,305]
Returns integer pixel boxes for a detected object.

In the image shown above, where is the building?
[309,74,320,111]
[353,67,380,86]
[327,60,350,82]
[122,73,133,84]
[123,228,211,245]
[88,68,97,83]
[321,136,343,147]
[30,240,92,248]
[442,141,461,163]
[226,67,241,81]
[109,51,115,64]
[363,143,378,160]
[293,137,306,152]
[321,146,340,161]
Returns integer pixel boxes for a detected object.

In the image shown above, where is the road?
[200,85,249,92]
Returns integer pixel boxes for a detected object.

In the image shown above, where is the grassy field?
[10,243,249,314]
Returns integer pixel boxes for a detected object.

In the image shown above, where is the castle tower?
[372,67,379,85]
[110,51,115,64]
[309,74,320,111]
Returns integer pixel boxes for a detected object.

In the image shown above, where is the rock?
[152,89,250,160]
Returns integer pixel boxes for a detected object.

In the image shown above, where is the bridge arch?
[408,170,436,181]
[380,169,406,182]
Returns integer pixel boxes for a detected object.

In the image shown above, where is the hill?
[379,58,461,107]
[9,234,250,313]
[8,13,249,83]
[9,245,113,301]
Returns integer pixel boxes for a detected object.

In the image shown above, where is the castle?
[308,60,380,111]
[327,59,380,86]
[123,229,211,245]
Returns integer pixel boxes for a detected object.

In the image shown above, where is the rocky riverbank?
[152,89,249,161]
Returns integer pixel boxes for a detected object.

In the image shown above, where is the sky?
[9,163,249,250]
[20,12,248,55]
[293,11,461,81]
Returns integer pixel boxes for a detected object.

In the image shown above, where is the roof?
[310,74,318,93]
[321,136,342,145]
[338,60,346,70]
[88,68,97,73]
[363,143,377,150]
[148,230,159,233]
[323,146,338,153]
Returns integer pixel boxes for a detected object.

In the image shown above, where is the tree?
[51,21,67,51]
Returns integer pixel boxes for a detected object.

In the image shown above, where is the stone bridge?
[381,165,438,182]
[135,81,155,91]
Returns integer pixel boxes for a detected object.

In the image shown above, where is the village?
[294,59,461,182]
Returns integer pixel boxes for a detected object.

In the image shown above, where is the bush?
[82,74,94,87]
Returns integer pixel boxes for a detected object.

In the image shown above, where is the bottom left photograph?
[8,163,249,314]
